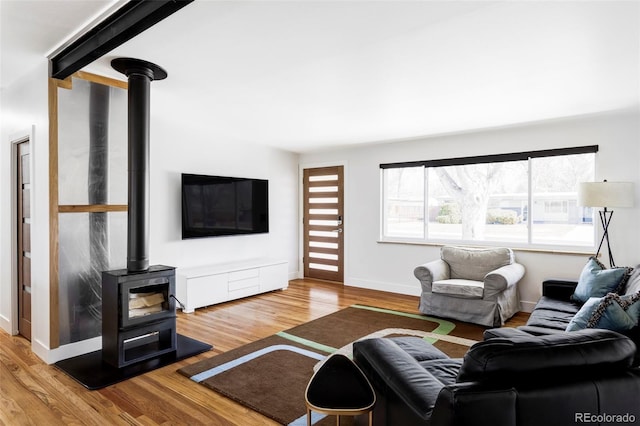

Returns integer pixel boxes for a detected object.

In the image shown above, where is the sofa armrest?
[414,259,450,293]
[483,263,525,299]
[542,279,578,301]
[353,338,444,421]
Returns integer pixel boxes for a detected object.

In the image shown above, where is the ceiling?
[2,0,639,153]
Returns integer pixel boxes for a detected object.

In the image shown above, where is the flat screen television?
[181,173,269,239]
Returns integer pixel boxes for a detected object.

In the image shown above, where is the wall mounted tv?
[181,173,269,239]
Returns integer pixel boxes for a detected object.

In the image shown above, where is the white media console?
[176,258,289,313]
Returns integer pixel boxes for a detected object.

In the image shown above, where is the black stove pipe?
[111,58,167,272]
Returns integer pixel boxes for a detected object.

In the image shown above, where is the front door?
[303,166,344,282]
[17,140,32,340]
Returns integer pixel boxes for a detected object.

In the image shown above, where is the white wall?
[300,109,640,311]
[148,117,300,275]
[0,61,52,358]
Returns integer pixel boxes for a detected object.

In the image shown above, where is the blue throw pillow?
[567,292,640,332]
[571,257,627,303]
[566,297,601,331]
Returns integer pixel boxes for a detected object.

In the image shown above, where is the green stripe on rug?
[278,305,455,350]
[276,331,337,354]
[352,304,456,335]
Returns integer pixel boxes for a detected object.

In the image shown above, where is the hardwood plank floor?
[0,279,529,425]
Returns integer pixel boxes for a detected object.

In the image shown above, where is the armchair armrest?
[414,259,450,293]
[483,263,525,299]
[542,279,578,301]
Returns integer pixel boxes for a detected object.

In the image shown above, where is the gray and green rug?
[177,305,485,425]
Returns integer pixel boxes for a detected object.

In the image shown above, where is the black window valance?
[379,145,599,169]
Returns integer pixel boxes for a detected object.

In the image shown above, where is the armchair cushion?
[441,246,514,281]
[432,279,483,299]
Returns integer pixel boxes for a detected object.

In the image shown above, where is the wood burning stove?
[56,56,211,389]
[102,266,177,368]
[102,58,177,368]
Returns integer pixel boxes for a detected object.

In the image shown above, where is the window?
[381,147,597,249]
[383,166,424,239]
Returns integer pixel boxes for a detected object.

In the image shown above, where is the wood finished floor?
[1,279,529,425]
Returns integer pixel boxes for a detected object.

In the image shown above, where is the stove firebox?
[102,265,176,368]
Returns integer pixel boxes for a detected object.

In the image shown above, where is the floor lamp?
[578,181,634,268]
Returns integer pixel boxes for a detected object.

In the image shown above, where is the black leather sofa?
[519,278,640,364]
[353,330,640,426]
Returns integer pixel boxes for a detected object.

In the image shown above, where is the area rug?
[177,305,486,425]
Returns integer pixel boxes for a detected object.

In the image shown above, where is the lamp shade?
[578,181,634,208]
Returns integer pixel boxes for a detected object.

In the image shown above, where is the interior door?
[303,166,344,282]
[17,140,32,340]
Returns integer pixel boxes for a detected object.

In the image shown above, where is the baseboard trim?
[345,278,421,297]
[520,301,537,313]
[33,336,102,365]
[288,271,300,281]
[0,314,12,335]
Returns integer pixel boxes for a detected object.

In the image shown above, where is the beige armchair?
[414,246,525,327]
